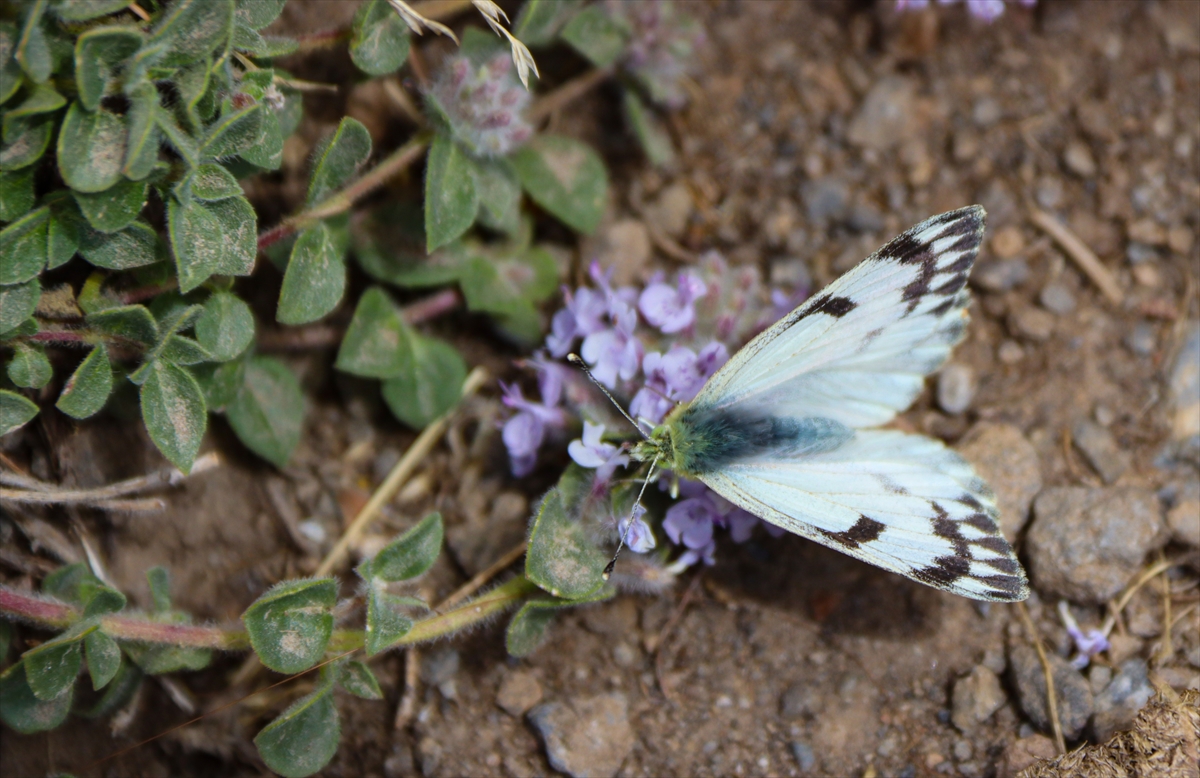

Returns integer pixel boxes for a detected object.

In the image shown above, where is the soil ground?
[2,1,1199,777]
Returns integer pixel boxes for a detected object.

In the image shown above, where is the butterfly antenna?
[567,353,651,441]
[603,455,659,580]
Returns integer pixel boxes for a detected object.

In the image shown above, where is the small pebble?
[1132,263,1162,287]
[1094,405,1116,426]
[1035,176,1064,209]
[998,340,1025,364]
[612,642,638,668]
[847,201,885,233]
[1127,218,1166,246]
[497,670,543,716]
[528,694,634,778]
[801,177,850,224]
[1039,281,1077,314]
[937,364,976,415]
[1092,659,1154,740]
[973,258,1030,292]
[1166,498,1200,547]
[1063,140,1097,178]
[953,739,974,761]
[990,225,1026,258]
[646,183,693,239]
[1073,419,1131,483]
[1167,225,1195,255]
[950,666,1007,732]
[790,742,816,772]
[1089,664,1113,695]
[1126,241,1159,264]
[1123,322,1157,356]
[972,96,1002,126]
[1008,307,1056,341]
[1009,643,1094,740]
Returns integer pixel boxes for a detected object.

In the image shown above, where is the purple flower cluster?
[604,0,705,109]
[1058,601,1111,669]
[428,53,532,157]
[895,0,1037,22]
[501,254,806,569]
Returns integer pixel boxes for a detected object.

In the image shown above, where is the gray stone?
[790,742,816,772]
[1126,241,1159,264]
[497,670,543,716]
[1167,320,1200,442]
[1035,176,1064,209]
[1072,419,1132,483]
[1039,282,1077,315]
[997,734,1058,778]
[1124,322,1158,356]
[1008,306,1056,341]
[846,76,917,151]
[951,666,1007,732]
[527,694,634,778]
[937,364,976,415]
[958,423,1043,539]
[1063,140,1098,178]
[779,682,819,719]
[1166,497,1200,548]
[847,202,885,233]
[1027,487,1166,603]
[972,96,1002,127]
[973,258,1030,292]
[1091,658,1154,740]
[645,183,693,240]
[421,648,460,700]
[1009,643,1094,740]
[801,177,849,224]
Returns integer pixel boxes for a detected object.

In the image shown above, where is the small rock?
[1094,404,1116,426]
[951,666,1007,732]
[1092,659,1155,740]
[1126,241,1159,264]
[497,670,543,716]
[1166,499,1200,548]
[1035,176,1064,209]
[790,741,816,772]
[416,736,443,776]
[996,734,1058,778]
[780,682,818,719]
[997,340,1025,364]
[990,226,1026,259]
[421,648,460,700]
[1124,322,1158,356]
[937,364,976,415]
[1039,282,1077,315]
[528,694,634,778]
[1063,140,1098,178]
[801,177,849,224]
[972,96,1002,127]
[847,201,885,233]
[596,220,651,286]
[847,76,917,151]
[1009,307,1056,341]
[1009,643,1094,740]
[1167,225,1195,255]
[1027,487,1166,603]
[646,183,693,240]
[974,258,1031,292]
[1089,664,1113,695]
[1132,262,1162,287]
[1072,419,1132,483]
[612,642,638,668]
[1127,218,1167,246]
[953,739,974,761]
[1167,320,1200,442]
[581,597,638,636]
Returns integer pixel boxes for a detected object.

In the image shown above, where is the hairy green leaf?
[362,513,444,582]
[55,0,132,22]
[242,578,336,674]
[0,205,49,283]
[623,89,675,167]
[0,166,36,220]
[254,682,340,778]
[140,360,207,473]
[74,25,143,110]
[0,114,53,170]
[235,0,288,30]
[195,291,254,361]
[47,199,84,269]
[56,344,113,419]
[525,465,606,599]
[146,566,172,612]
[0,662,72,734]
[380,333,466,428]
[2,83,66,137]
[16,0,51,83]
[84,630,121,690]
[0,278,40,334]
[474,157,522,235]
[363,589,416,656]
[307,117,372,205]
[0,24,22,104]
[187,163,243,201]
[203,104,262,159]
[513,135,608,234]
[72,177,148,233]
[277,221,345,325]
[424,134,478,252]
[560,5,629,68]
[151,0,235,67]
[123,82,161,180]
[350,0,411,76]
[513,0,584,46]
[8,343,51,389]
[78,218,159,270]
[58,102,128,193]
[207,195,257,275]
[335,286,405,378]
[159,334,212,365]
[87,305,158,348]
[0,390,39,435]
[506,588,613,657]
[338,661,383,700]
[23,626,90,700]
[226,355,303,468]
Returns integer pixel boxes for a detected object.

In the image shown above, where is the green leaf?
[242,578,336,674]
[335,286,405,378]
[2,83,66,136]
[140,360,207,473]
[79,218,159,270]
[506,589,613,657]
[349,0,411,76]
[338,661,383,700]
[81,581,127,617]
[75,26,143,111]
[0,389,38,435]
[87,304,158,347]
[0,166,36,220]
[363,589,416,656]
[254,682,340,778]
[226,355,303,468]
[55,0,132,22]
[277,222,345,325]
[122,620,211,674]
[362,513,443,582]
[56,344,113,419]
[208,195,257,275]
[84,630,121,690]
[80,660,142,719]
[159,334,212,365]
[474,157,521,235]
[195,292,254,361]
[380,333,466,428]
[16,0,51,83]
[238,99,283,169]
[0,662,72,734]
[560,5,629,68]
[47,197,84,269]
[188,162,242,201]
[0,278,40,334]
[513,0,584,46]
[41,562,98,602]
[169,196,252,293]
[526,465,607,598]
[72,178,148,233]
[146,566,172,612]
[513,135,608,234]
[353,236,464,289]
[123,82,161,180]
[623,89,675,168]
[151,0,235,67]
[424,134,478,252]
[8,343,51,389]
[0,114,53,171]
[236,0,287,30]
[202,104,263,159]
[0,24,22,104]
[194,357,244,410]
[459,246,558,318]
[23,626,90,700]
[307,118,372,206]
[57,102,128,193]
[0,205,49,283]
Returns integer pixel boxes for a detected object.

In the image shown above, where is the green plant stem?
[391,575,538,648]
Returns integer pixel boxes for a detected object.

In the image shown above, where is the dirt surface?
[3,1,1199,777]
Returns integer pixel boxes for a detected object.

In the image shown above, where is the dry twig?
[1018,601,1067,755]
[1029,209,1124,306]
[0,453,219,510]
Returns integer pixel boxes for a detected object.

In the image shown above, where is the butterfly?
[622,205,1029,602]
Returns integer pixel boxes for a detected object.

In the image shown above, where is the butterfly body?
[630,205,1030,603]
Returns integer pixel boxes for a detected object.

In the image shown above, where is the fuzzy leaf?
[16,0,51,83]
[78,218,159,270]
[208,195,257,275]
[41,563,98,602]
[0,663,72,734]
[56,344,113,419]
[506,588,613,657]
[0,205,49,283]
[169,196,252,292]
[362,590,415,656]
[80,581,127,617]
[363,513,443,583]
[350,0,411,76]
[560,5,629,68]
[47,200,84,269]
[202,104,262,160]
[525,465,606,599]
[84,630,121,690]
[55,0,132,22]
[0,166,36,220]
[151,0,235,67]
[72,178,148,233]
[57,102,128,193]
[238,100,283,169]
[0,115,53,171]
[87,305,158,347]
[623,89,675,167]
[513,0,584,46]
[0,24,21,104]
[459,246,558,317]
[226,355,304,468]
[159,334,212,365]
[2,83,66,136]
[140,360,206,473]
[474,157,522,235]
[254,682,340,778]
[235,0,287,30]
[277,221,345,325]
[195,291,254,361]
[307,118,372,205]
[338,661,383,700]
[334,286,406,378]
[0,278,40,334]
[424,134,478,252]
[512,135,607,234]
[123,83,162,180]
[8,343,51,389]
[74,25,143,111]
[79,660,141,719]
[122,628,211,675]
[242,578,336,674]
[380,334,466,429]
[0,390,39,435]
[188,162,242,201]
[146,566,172,612]
[23,626,89,700]
[353,235,464,289]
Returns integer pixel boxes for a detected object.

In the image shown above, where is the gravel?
[951,666,1008,732]
[1009,643,1094,740]
[527,694,634,778]
[973,258,1031,292]
[846,76,917,151]
[1091,658,1155,741]
[1038,281,1077,315]
[496,670,543,716]
[957,423,1043,539]
[1072,418,1132,483]
[937,364,977,415]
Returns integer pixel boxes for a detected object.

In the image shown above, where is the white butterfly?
[629,205,1029,602]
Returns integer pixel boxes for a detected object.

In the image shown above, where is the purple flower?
[580,305,643,388]
[618,505,656,554]
[668,541,716,572]
[546,286,608,357]
[1059,601,1110,669]
[630,342,728,425]
[568,421,630,481]
[428,54,532,157]
[663,496,717,549]
[899,0,1036,21]
[639,271,706,333]
[500,379,567,477]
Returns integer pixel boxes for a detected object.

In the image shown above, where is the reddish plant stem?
[0,588,76,630]
[27,330,91,345]
[402,287,462,324]
[256,288,463,351]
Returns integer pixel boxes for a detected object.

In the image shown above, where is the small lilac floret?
[568,421,630,481]
[546,287,608,357]
[639,272,706,334]
[630,342,729,425]
[1066,624,1110,669]
[966,0,1006,21]
[500,380,566,477]
[670,541,716,571]
[619,505,656,554]
[663,496,717,550]
[580,307,643,389]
